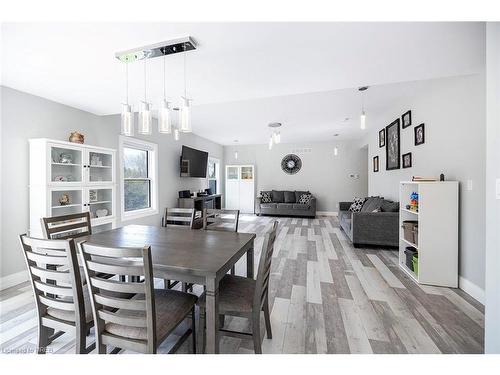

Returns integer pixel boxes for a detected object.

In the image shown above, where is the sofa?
[255,190,316,218]
[338,196,399,248]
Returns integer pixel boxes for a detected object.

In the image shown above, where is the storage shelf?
[89,165,111,168]
[89,200,111,205]
[402,208,419,215]
[52,162,81,166]
[401,238,418,249]
[52,203,81,209]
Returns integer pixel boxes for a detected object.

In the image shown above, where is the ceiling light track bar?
[115,36,197,63]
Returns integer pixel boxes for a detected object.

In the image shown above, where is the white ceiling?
[1,22,485,144]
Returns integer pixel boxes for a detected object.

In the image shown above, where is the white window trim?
[207,156,220,194]
[119,136,159,222]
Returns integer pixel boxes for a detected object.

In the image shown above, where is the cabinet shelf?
[89,200,112,205]
[52,162,81,166]
[89,165,111,169]
[401,238,418,250]
[52,203,81,209]
[402,208,419,215]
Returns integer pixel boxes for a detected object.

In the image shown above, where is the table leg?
[246,241,255,279]
[204,277,219,354]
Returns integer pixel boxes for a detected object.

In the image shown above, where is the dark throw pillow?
[261,191,272,203]
[284,191,296,203]
[272,190,285,203]
[381,201,400,212]
[349,197,365,212]
[298,193,312,205]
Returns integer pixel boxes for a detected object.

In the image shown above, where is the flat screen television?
[180,145,209,178]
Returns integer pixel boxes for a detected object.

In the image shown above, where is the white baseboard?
[317,211,338,216]
[0,270,29,291]
[459,276,485,304]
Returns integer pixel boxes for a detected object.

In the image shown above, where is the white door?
[239,166,255,213]
[225,166,240,210]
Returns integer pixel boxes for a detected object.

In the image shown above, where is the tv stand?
[178,194,222,228]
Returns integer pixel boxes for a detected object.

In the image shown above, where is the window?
[120,136,158,221]
[207,157,220,194]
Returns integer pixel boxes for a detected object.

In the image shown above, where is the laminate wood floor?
[0,215,484,354]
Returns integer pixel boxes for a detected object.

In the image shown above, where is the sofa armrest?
[339,201,353,211]
[352,211,399,246]
[255,196,262,214]
[309,196,317,211]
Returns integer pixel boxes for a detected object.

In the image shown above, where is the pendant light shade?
[138,101,152,135]
[359,86,368,130]
[360,111,366,130]
[234,151,238,159]
[158,100,172,134]
[334,146,339,156]
[275,131,281,144]
[121,103,134,137]
[268,136,273,150]
[174,128,180,141]
[179,97,192,133]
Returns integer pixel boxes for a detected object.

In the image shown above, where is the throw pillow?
[295,190,310,202]
[298,193,312,205]
[261,191,272,203]
[272,190,285,203]
[349,197,365,212]
[284,190,296,203]
[381,201,400,212]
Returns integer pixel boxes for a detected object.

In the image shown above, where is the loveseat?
[339,196,399,247]
[255,190,316,218]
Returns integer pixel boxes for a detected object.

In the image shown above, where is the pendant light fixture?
[359,86,369,130]
[121,59,134,137]
[268,122,282,150]
[179,42,192,133]
[334,147,339,156]
[138,60,152,135]
[268,135,273,150]
[234,140,239,160]
[158,55,172,134]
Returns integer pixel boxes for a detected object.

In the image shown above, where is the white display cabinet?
[398,181,459,288]
[225,165,255,214]
[29,138,116,238]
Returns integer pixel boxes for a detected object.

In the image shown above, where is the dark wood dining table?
[83,224,256,354]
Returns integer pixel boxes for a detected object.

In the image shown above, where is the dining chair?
[80,242,198,354]
[198,221,278,354]
[19,234,95,354]
[161,207,195,290]
[203,208,240,276]
[42,212,92,240]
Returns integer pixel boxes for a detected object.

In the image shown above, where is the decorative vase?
[69,131,84,144]
[59,193,70,206]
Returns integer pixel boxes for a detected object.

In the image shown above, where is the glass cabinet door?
[50,145,83,183]
[86,188,113,220]
[50,188,84,216]
[241,166,253,180]
[227,166,239,180]
[86,149,113,183]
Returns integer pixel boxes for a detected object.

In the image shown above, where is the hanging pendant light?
[234,140,239,159]
[138,60,152,135]
[359,86,368,130]
[179,42,192,133]
[268,135,273,150]
[275,131,281,144]
[174,128,180,141]
[121,60,134,136]
[159,55,172,134]
[334,146,339,156]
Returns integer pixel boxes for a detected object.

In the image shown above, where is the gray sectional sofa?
[255,190,316,218]
[338,196,399,248]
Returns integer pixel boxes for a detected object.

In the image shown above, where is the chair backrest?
[202,208,240,232]
[253,221,278,309]
[162,208,195,229]
[42,212,92,240]
[19,234,86,329]
[80,242,156,353]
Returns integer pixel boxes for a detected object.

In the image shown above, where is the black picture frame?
[385,119,401,170]
[373,156,379,172]
[415,123,425,145]
[379,129,385,147]
[402,152,412,168]
[402,110,412,129]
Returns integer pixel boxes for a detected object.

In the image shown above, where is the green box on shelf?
[412,256,419,276]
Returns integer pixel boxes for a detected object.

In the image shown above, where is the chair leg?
[219,314,225,328]
[200,308,206,354]
[252,311,262,354]
[37,325,53,354]
[164,279,169,289]
[75,326,87,354]
[263,302,272,339]
[230,265,236,275]
[191,307,197,354]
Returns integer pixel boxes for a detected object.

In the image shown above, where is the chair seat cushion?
[105,289,197,341]
[46,286,93,323]
[197,275,255,314]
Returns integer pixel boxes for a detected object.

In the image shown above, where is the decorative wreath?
[281,154,302,175]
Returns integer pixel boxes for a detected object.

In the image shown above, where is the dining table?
[83,224,256,354]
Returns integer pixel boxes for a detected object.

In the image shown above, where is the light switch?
[496,179,500,199]
[467,180,473,191]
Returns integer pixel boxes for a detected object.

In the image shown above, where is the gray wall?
[223,141,368,212]
[362,74,486,294]
[485,22,500,354]
[0,86,223,279]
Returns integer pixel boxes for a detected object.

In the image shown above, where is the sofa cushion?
[284,191,296,203]
[381,201,400,212]
[261,191,272,203]
[349,197,365,212]
[260,203,277,209]
[294,190,310,203]
[277,203,294,210]
[272,190,285,203]
[293,204,310,210]
[361,197,384,212]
